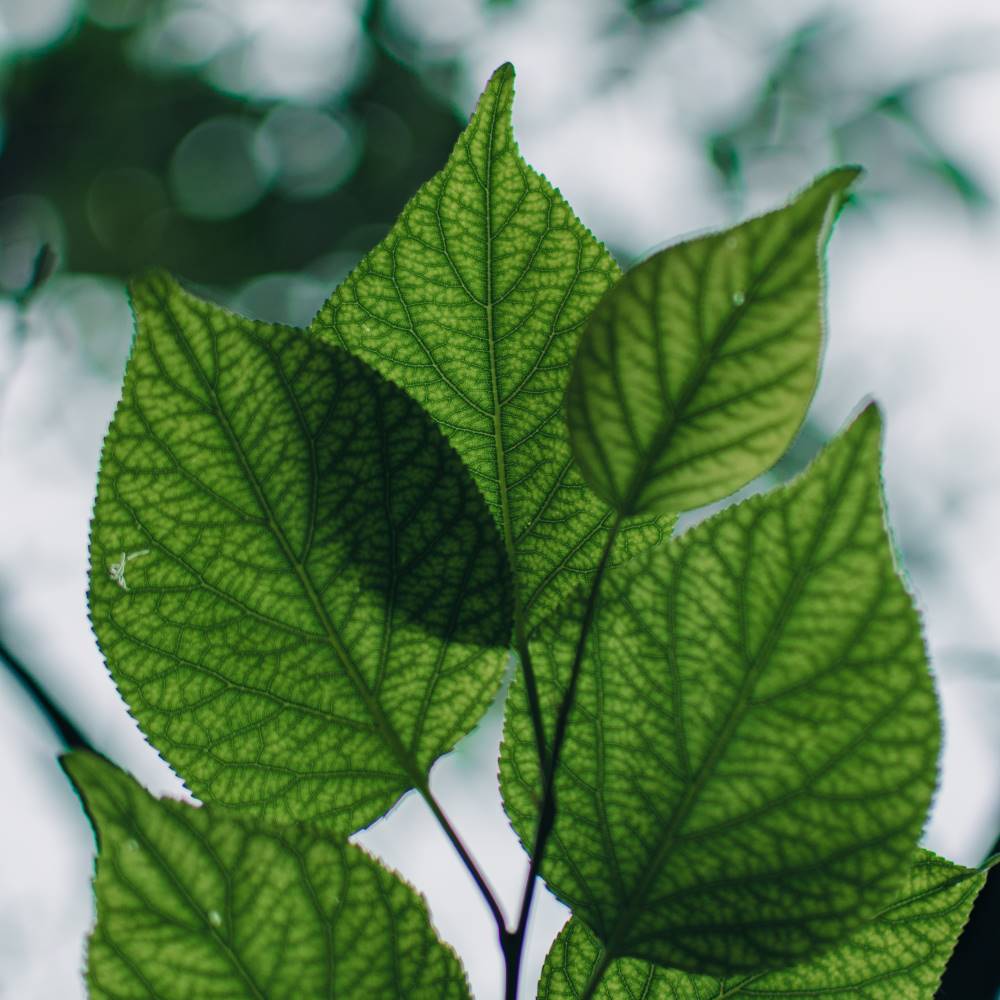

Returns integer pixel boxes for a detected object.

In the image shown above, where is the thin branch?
[417,781,510,941]
[0,635,91,750]
[513,615,550,773]
[505,514,624,1000]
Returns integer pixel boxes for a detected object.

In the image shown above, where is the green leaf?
[501,405,940,974]
[311,63,665,632]
[565,168,859,515]
[89,271,511,834]
[63,751,472,1000]
[537,850,984,999]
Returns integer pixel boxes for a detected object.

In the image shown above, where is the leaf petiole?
[505,513,624,999]
[417,779,511,940]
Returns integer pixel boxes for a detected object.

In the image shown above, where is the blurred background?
[1,0,999,997]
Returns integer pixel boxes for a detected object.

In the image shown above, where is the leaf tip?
[127,266,175,299]
[60,749,126,800]
[853,396,885,435]
[472,62,517,133]
[126,268,184,323]
[825,163,864,190]
[59,750,121,847]
[60,747,96,787]
[796,164,863,236]
[804,164,863,200]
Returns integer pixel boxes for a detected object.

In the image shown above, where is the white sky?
[2,1,1000,998]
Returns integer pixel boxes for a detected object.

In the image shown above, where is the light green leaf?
[501,406,940,974]
[311,63,664,632]
[64,751,472,1000]
[537,850,984,1000]
[89,271,511,834]
[566,168,859,515]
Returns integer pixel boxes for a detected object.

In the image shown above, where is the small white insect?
[108,550,150,591]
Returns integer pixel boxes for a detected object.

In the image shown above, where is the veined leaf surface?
[89,271,511,833]
[64,752,471,1000]
[538,850,984,1000]
[566,169,859,515]
[311,63,664,632]
[501,406,940,974]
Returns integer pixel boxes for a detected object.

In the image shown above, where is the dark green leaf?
[502,406,939,974]
[64,752,472,1000]
[89,271,511,833]
[537,850,984,999]
[311,63,665,631]
[565,169,859,515]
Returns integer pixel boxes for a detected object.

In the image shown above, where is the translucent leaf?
[311,63,665,631]
[537,850,984,999]
[501,406,940,974]
[566,168,859,515]
[64,752,471,1000]
[89,271,511,833]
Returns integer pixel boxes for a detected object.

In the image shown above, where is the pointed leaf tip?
[59,749,89,799]
[816,163,864,191]
[856,397,884,430]
[797,165,862,237]
[127,266,178,301]
[60,749,115,800]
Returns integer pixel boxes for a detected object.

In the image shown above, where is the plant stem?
[0,635,90,751]
[514,614,550,774]
[417,780,510,941]
[504,513,624,1000]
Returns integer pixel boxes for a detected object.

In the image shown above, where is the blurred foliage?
[702,13,990,212]
[0,0,989,305]
[0,2,466,292]
[628,0,704,23]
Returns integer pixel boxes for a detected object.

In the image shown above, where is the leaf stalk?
[503,513,624,999]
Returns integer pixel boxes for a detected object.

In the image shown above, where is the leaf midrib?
[481,73,520,599]
[150,289,425,794]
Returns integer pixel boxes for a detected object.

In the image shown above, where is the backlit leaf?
[64,752,472,1000]
[501,406,939,974]
[566,168,859,515]
[311,63,664,632]
[537,850,984,999]
[89,271,511,834]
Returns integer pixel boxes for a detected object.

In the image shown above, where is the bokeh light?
[169,114,276,219]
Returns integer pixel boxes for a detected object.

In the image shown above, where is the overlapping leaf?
[89,271,511,833]
[311,63,664,632]
[566,168,859,515]
[538,850,984,999]
[64,752,471,1000]
[501,406,940,974]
